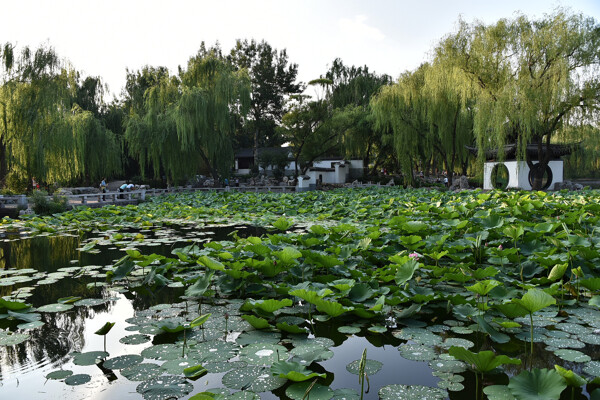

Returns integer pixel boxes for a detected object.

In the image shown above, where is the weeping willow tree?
[0,43,121,188]
[371,66,432,185]
[125,49,250,183]
[124,73,188,182]
[422,62,476,183]
[434,10,600,189]
[176,51,251,179]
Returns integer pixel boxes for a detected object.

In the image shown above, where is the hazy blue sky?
[3,0,599,98]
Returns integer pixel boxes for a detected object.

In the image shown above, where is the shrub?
[31,190,69,215]
[4,172,28,194]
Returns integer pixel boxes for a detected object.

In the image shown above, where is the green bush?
[31,190,69,215]
[4,172,28,194]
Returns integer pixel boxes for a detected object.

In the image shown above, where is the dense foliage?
[1,9,598,191]
[1,187,600,399]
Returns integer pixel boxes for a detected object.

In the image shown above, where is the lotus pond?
[1,188,600,400]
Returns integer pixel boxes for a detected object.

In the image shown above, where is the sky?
[2,0,600,99]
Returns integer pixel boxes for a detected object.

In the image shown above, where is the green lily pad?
[483,385,516,400]
[236,330,280,345]
[346,359,382,376]
[290,343,334,363]
[378,384,447,400]
[583,361,600,377]
[73,298,107,307]
[103,354,143,369]
[429,359,467,374]
[64,374,91,386]
[45,370,73,380]
[160,357,201,374]
[37,303,74,312]
[553,349,591,363]
[285,381,334,400]
[222,366,287,392]
[239,343,287,365]
[442,338,474,349]
[141,344,181,361]
[72,351,109,366]
[0,331,29,346]
[120,333,151,345]
[337,326,361,334]
[271,360,326,381]
[228,391,259,399]
[399,344,437,361]
[191,340,239,362]
[121,363,162,381]
[136,375,194,400]
[17,320,45,330]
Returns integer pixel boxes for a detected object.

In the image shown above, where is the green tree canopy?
[124,44,251,183]
[0,43,121,189]
[228,39,302,167]
[434,10,600,189]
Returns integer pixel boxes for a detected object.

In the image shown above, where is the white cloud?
[338,15,385,42]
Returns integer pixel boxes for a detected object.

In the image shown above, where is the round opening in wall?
[490,163,510,190]
[528,164,553,190]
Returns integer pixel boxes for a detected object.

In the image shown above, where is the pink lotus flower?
[409,252,420,260]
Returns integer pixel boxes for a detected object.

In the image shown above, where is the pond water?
[1,224,599,399]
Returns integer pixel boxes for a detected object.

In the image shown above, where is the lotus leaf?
[222,366,287,392]
[64,373,91,386]
[508,368,566,400]
[285,381,334,400]
[121,363,162,381]
[45,370,73,380]
[136,375,194,400]
[378,384,447,400]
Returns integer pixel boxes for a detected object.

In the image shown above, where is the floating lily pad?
[222,366,286,392]
[64,373,91,386]
[239,343,287,365]
[74,298,107,307]
[290,344,334,363]
[346,359,383,376]
[331,388,360,400]
[437,380,465,391]
[228,392,260,399]
[160,357,201,374]
[191,340,238,362]
[544,337,585,349]
[72,350,109,366]
[442,338,474,349]
[236,330,281,345]
[45,370,73,380]
[121,363,162,381]
[429,359,467,374]
[141,344,181,361]
[399,344,437,361]
[392,328,442,346]
[37,303,73,312]
[338,326,361,334]
[0,331,29,346]
[120,334,151,345]
[553,349,591,363]
[583,361,600,377]
[483,385,516,400]
[136,375,194,400]
[285,381,334,400]
[379,384,447,400]
[103,354,144,369]
[17,320,45,330]
[203,361,246,373]
[368,325,387,333]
